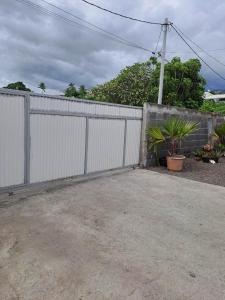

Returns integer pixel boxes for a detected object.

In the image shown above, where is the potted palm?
[147,117,199,171]
[146,127,165,165]
[163,117,199,171]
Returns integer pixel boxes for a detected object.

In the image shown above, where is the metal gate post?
[24,94,31,184]
[84,117,89,174]
[123,118,127,167]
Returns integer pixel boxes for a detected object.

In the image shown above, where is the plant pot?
[159,157,167,167]
[167,155,185,171]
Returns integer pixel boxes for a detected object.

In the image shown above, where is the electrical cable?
[154,27,162,54]
[39,0,155,53]
[14,0,155,54]
[167,48,225,54]
[171,24,225,82]
[173,24,225,68]
[81,0,163,25]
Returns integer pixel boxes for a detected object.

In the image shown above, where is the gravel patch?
[148,157,225,187]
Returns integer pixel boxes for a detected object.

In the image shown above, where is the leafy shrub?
[200,100,225,113]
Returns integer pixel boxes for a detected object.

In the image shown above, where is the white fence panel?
[30,114,86,183]
[0,90,143,189]
[87,119,125,173]
[30,95,142,118]
[0,95,25,187]
[125,120,142,166]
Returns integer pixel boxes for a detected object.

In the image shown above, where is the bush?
[200,100,225,113]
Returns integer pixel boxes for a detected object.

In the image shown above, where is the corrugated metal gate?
[0,89,143,190]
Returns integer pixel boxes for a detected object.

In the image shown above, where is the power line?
[81,0,164,25]
[173,24,225,68]
[171,24,225,82]
[167,48,225,54]
[14,0,155,54]
[154,27,162,54]
[39,0,155,53]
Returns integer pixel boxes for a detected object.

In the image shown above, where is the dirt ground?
[1,169,225,300]
[149,157,225,187]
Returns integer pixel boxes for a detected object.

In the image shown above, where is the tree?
[89,58,155,106]
[78,85,87,99]
[4,81,31,92]
[64,83,79,97]
[38,82,46,93]
[89,57,206,109]
[149,57,206,109]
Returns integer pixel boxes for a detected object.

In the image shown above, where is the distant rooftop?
[204,91,225,101]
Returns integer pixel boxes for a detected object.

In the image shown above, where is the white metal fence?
[0,89,142,190]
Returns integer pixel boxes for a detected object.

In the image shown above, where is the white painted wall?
[30,114,86,183]
[0,95,25,187]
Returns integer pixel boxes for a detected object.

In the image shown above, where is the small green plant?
[146,127,165,165]
[192,149,203,160]
[193,143,225,163]
[214,122,225,144]
[147,117,199,163]
[162,117,199,156]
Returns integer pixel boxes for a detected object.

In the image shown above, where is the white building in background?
[203,91,225,102]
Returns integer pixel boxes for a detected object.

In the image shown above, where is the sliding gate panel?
[30,114,86,183]
[0,95,25,188]
[87,119,125,173]
[125,120,142,166]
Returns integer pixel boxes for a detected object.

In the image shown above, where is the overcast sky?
[0,0,225,94]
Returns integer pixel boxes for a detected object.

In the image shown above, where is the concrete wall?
[141,103,225,166]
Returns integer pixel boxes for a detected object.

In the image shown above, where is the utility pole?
[157,18,169,105]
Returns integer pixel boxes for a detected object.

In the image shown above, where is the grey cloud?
[0,0,225,94]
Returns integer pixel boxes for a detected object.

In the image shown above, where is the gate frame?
[0,89,143,192]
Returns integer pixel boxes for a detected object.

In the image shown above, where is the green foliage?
[64,83,79,98]
[200,100,225,114]
[146,127,165,164]
[214,122,225,144]
[149,57,206,109]
[38,82,46,93]
[193,143,225,161]
[146,117,199,158]
[4,81,31,92]
[78,85,87,99]
[162,117,199,155]
[89,57,206,108]
[215,122,225,138]
[89,59,155,106]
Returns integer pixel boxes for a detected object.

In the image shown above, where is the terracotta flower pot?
[167,155,185,171]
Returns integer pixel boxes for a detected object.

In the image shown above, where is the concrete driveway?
[1,169,225,300]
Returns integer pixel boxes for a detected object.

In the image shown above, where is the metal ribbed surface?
[30,114,86,183]
[30,96,142,118]
[0,95,24,187]
[125,120,142,166]
[87,119,125,173]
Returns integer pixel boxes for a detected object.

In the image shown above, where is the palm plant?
[146,126,165,164]
[38,82,46,93]
[162,117,199,156]
[147,117,199,159]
